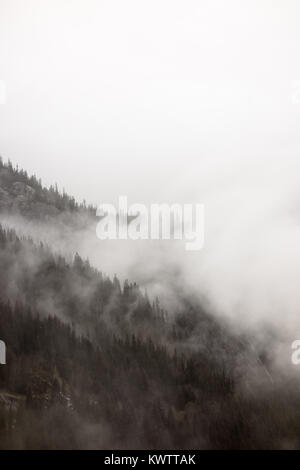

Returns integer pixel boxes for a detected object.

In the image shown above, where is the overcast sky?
[0,0,300,206]
[2,1,300,332]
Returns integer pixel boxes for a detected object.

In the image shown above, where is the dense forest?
[0,160,300,449]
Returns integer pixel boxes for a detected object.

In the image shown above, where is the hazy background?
[0,0,300,203]
[1,0,300,333]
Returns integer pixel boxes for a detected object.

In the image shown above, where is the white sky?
[0,0,300,205]
[2,1,300,333]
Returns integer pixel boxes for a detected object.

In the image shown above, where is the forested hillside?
[0,158,95,226]
[0,160,300,449]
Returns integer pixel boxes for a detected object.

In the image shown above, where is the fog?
[1,0,300,336]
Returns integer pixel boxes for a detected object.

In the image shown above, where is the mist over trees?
[0,160,300,449]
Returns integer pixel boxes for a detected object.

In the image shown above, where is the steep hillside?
[0,160,300,450]
[0,158,95,225]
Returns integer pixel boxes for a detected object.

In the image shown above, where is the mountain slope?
[0,160,300,449]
